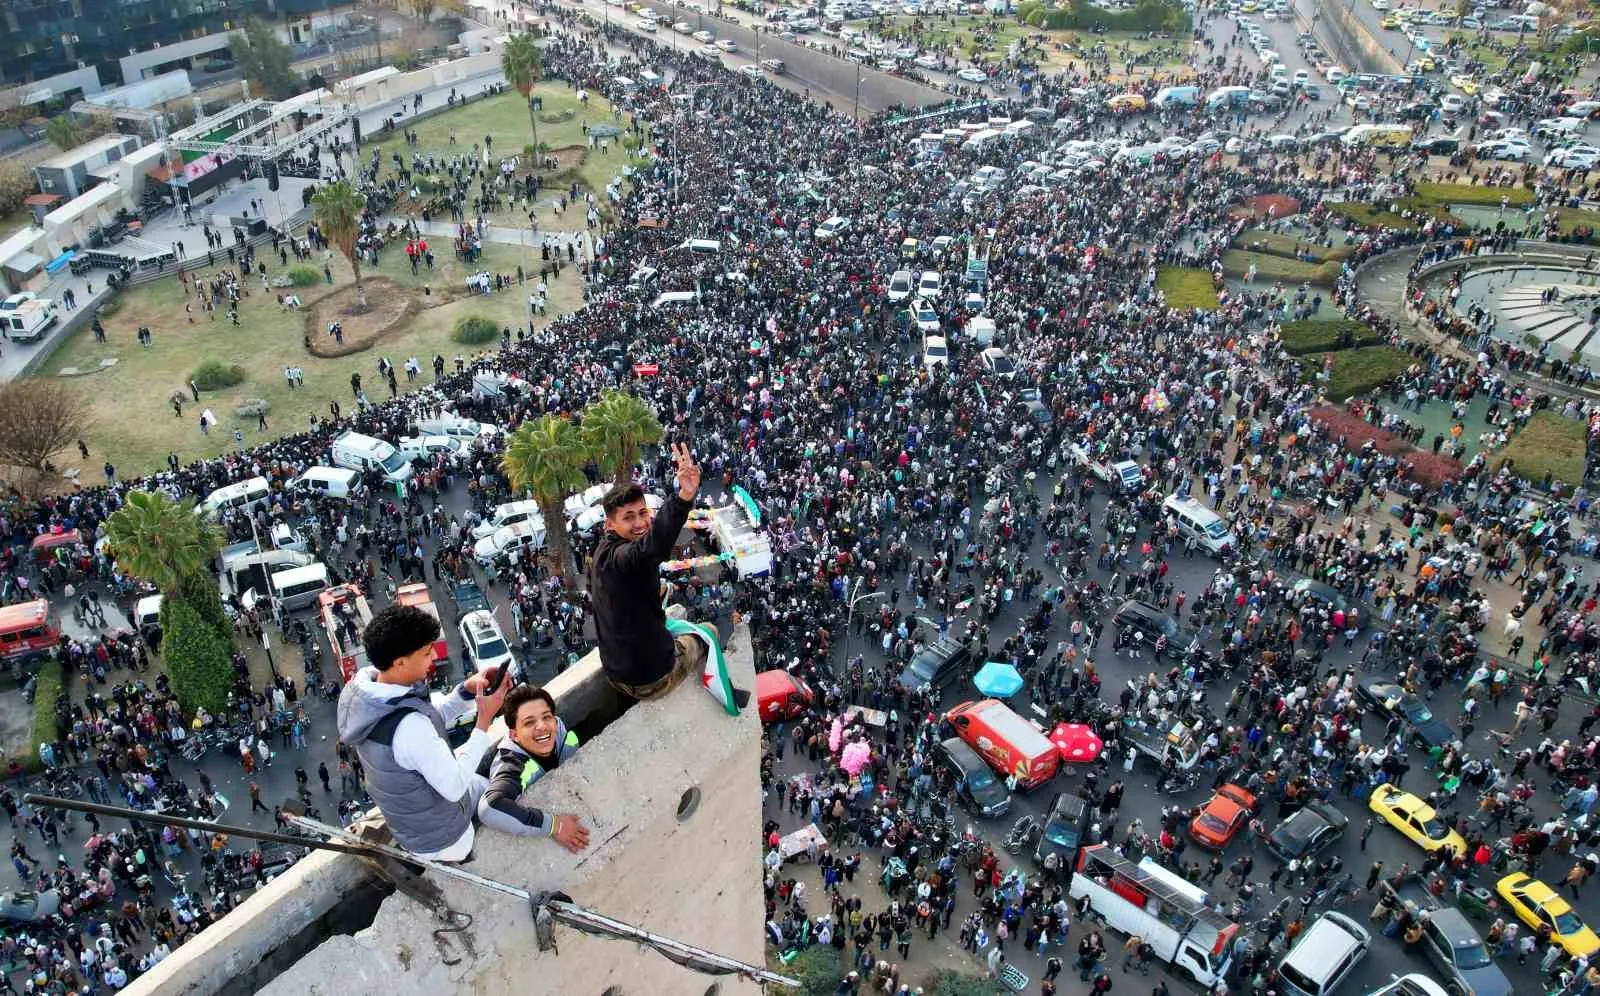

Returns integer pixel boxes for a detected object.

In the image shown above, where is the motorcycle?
[1003,815,1039,854]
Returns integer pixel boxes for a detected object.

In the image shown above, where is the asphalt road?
[768,462,1596,995]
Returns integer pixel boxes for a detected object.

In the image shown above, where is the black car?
[896,636,972,692]
[936,738,1010,819]
[1265,800,1349,862]
[1291,579,1354,626]
[1357,679,1457,748]
[1034,792,1094,869]
[1412,136,1462,154]
[1112,600,1201,662]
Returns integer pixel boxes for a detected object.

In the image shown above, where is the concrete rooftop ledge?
[127,625,764,996]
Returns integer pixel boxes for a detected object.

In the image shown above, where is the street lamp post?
[844,582,890,671]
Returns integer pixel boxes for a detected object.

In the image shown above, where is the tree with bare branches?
[0,379,92,480]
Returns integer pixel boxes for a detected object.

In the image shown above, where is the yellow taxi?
[1380,14,1400,28]
[1368,784,1467,856]
[1450,74,1480,95]
[1106,93,1148,113]
[1240,0,1259,11]
[1414,55,1436,71]
[1496,873,1600,958]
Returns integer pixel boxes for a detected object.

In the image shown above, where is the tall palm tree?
[581,391,665,491]
[103,491,220,596]
[501,32,544,157]
[311,181,368,311]
[502,414,591,585]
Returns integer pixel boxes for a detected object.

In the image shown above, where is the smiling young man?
[337,603,507,861]
[588,441,704,700]
[477,685,591,851]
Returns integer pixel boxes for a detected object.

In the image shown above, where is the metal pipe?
[21,795,375,857]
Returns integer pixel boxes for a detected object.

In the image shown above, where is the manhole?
[676,786,701,821]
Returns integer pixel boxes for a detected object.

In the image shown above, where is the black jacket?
[588,492,692,686]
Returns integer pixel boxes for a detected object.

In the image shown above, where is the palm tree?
[501,414,591,585]
[103,491,220,596]
[501,33,544,159]
[311,181,369,311]
[581,391,665,491]
[44,115,82,152]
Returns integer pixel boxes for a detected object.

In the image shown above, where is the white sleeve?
[430,684,476,728]
[389,713,489,804]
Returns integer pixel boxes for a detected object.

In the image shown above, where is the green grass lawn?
[1156,267,1219,310]
[1234,229,1355,264]
[1329,201,1419,231]
[1222,250,1343,287]
[1412,182,1534,208]
[363,86,643,229]
[35,242,582,480]
[1496,410,1588,491]
[1279,317,1381,356]
[1307,345,1413,402]
[1554,207,1600,238]
[872,15,1189,72]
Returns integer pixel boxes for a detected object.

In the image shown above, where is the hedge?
[286,265,321,287]
[1411,182,1534,207]
[1235,229,1354,263]
[1329,201,1418,231]
[922,970,1003,996]
[1496,410,1587,492]
[453,314,500,345]
[1279,318,1381,356]
[1222,250,1343,287]
[1307,346,1413,401]
[160,597,235,715]
[27,659,64,773]
[192,360,246,390]
[1020,0,1190,31]
[1156,266,1219,310]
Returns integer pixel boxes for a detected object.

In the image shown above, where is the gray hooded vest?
[337,679,470,854]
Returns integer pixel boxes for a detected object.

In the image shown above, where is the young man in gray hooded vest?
[337,603,508,860]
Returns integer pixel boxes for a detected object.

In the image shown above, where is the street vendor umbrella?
[1049,723,1104,764]
[973,661,1024,699]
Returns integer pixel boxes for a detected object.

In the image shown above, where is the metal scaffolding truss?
[165,94,351,162]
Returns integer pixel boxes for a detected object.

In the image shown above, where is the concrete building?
[32,133,144,200]
[123,631,767,996]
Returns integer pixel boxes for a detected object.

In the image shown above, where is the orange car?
[1189,784,1258,849]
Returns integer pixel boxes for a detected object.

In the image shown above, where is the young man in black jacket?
[589,441,704,700]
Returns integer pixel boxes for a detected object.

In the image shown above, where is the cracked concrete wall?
[127,624,765,996]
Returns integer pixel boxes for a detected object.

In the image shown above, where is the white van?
[331,431,414,483]
[290,466,364,501]
[269,563,331,612]
[470,499,545,540]
[1277,912,1370,996]
[1162,494,1236,556]
[760,59,785,74]
[962,128,1003,150]
[134,594,163,638]
[967,315,997,347]
[201,477,273,519]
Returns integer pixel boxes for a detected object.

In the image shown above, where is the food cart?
[779,823,827,862]
[1120,716,1201,770]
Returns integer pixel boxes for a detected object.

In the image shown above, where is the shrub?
[453,315,500,345]
[1156,266,1219,310]
[160,598,235,714]
[1310,405,1413,456]
[286,265,320,287]
[1495,411,1587,492]
[1279,318,1381,356]
[0,159,38,219]
[1305,346,1413,401]
[922,970,1001,996]
[1411,182,1534,208]
[1329,201,1418,231]
[234,399,270,418]
[1405,450,1467,489]
[539,108,576,124]
[27,659,64,773]
[1026,0,1190,31]
[192,360,246,391]
[97,296,124,318]
[1234,229,1353,263]
[768,945,843,996]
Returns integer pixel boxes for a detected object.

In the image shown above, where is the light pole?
[845,583,890,670]
[853,60,862,123]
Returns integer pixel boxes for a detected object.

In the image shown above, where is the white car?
[1324,65,1347,83]
[1439,94,1466,115]
[1372,0,1389,8]
[692,28,714,42]
[470,499,545,540]
[1479,140,1531,161]
[1293,69,1311,85]
[956,67,988,83]
[1547,146,1600,169]
[412,416,499,443]
[887,269,914,302]
[396,435,464,464]
[716,38,737,51]
[459,610,515,678]
[570,493,663,535]
[740,64,762,79]
[637,18,658,30]
[815,215,850,240]
[915,54,941,70]
[698,44,721,58]
[914,303,941,332]
[922,334,949,368]
[563,482,615,520]
[979,347,1015,377]
[672,21,693,33]
[916,270,942,298]
[473,520,547,566]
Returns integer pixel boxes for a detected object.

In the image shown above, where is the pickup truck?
[1378,874,1513,996]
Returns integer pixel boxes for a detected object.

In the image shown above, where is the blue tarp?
[973,661,1023,698]
[45,250,75,274]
